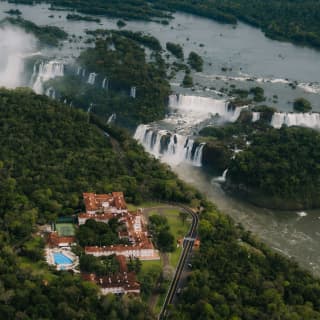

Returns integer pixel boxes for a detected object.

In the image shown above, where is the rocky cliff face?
[201,140,232,173]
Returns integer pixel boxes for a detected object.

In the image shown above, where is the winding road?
[159,205,199,320]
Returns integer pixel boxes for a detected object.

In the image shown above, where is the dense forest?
[0,88,200,319]
[49,30,170,127]
[169,206,320,319]
[1,89,320,319]
[2,0,320,317]
[198,108,272,173]
[228,126,320,209]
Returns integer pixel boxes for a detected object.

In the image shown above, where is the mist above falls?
[0,25,38,88]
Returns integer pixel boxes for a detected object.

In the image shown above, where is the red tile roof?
[78,212,114,221]
[82,272,140,292]
[83,192,127,212]
[48,232,76,246]
[85,239,155,253]
[116,255,128,273]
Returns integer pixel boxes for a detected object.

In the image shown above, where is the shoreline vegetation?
[47,29,170,127]
[6,0,320,49]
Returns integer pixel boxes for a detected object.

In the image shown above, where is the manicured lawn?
[55,223,75,236]
[140,259,162,274]
[167,215,189,239]
[136,204,192,314]
[141,205,191,269]
[127,202,162,211]
[169,246,183,268]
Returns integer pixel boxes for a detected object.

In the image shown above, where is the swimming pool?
[53,252,73,265]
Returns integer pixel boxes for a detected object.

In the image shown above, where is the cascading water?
[107,113,116,124]
[167,94,247,130]
[192,143,205,167]
[271,112,320,129]
[134,94,248,167]
[134,124,205,167]
[29,63,38,86]
[45,86,56,99]
[102,77,109,89]
[214,169,229,183]
[252,112,260,122]
[87,72,97,85]
[32,60,64,94]
[130,86,136,98]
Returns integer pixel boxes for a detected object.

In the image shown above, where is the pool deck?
[45,247,79,272]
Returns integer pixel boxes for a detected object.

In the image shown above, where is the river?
[1,1,320,276]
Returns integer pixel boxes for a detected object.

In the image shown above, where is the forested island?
[47,30,170,127]
[227,126,320,210]
[7,0,318,49]
[49,0,172,22]
[199,107,320,210]
[7,0,320,49]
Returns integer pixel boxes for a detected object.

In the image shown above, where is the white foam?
[271,112,320,129]
[296,211,308,217]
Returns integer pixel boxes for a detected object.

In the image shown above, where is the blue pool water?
[53,252,73,265]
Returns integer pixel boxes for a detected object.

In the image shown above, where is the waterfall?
[32,60,64,94]
[271,112,320,129]
[107,113,116,124]
[252,112,260,122]
[102,77,109,90]
[87,103,93,113]
[82,68,86,77]
[76,66,81,76]
[168,94,246,124]
[29,62,38,86]
[229,106,248,122]
[45,86,56,99]
[193,143,205,167]
[214,169,228,182]
[87,72,97,85]
[134,124,205,167]
[130,86,136,98]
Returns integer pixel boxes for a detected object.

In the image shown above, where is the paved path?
[159,204,199,320]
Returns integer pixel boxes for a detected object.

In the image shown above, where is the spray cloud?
[0,25,38,88]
